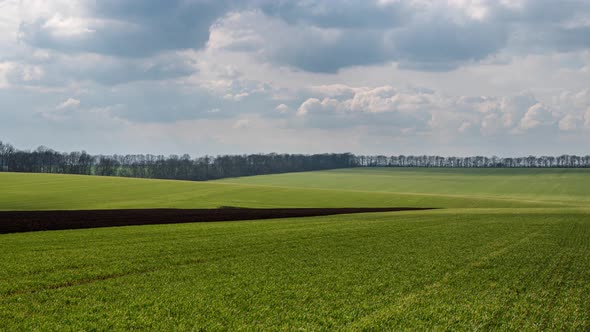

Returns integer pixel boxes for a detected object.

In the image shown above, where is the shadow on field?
[0,207,434,234]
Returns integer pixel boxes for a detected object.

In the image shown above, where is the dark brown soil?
[0,207,432,234]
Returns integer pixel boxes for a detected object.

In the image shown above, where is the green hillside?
[218,168,590,207]
[1,169,587,210]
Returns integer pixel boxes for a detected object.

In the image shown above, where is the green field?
[3,168,590,210]
[1,169,590,330]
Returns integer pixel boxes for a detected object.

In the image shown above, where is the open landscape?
[3,1,590,330]
[1,168,589,330]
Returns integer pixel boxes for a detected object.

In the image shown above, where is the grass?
[0,170,584,210]
[1,168,590,330]
[217,167,590,207]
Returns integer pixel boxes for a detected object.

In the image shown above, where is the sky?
[1,0,590,156]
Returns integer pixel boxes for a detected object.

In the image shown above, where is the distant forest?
[1,140,589,181]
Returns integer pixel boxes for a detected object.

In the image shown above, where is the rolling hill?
[1,168,589,330]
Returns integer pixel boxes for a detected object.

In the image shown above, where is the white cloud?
[293,84,581,140]
[224,92,249,101]
[275,103,289,113]
[297,98,322,116]
[559,114,579,131]
[21,65,44,81]
[0,0,19,50]
[447,0,491,21]
[55,97,80,110]
[41,14,96,37]
[0,62,13,88]
[480,113,503,136]
[41,102,128,130]
[301,85,442,114]
[519,103,554,130]
[309,84,358,97]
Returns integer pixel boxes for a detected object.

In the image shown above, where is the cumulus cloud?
[293,84,579,139]
[296,86,440,130]
[519,103,554,130]
[275,103,289,113]
[559,114,579,131]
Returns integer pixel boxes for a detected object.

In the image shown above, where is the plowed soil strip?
[0,207,433,234]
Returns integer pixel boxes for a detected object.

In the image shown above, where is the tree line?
[355,154,590,168]
[1,140,589,181]
[0,141,355,180]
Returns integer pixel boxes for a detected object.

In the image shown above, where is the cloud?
[41,97,82,121]
[293,84,578,139]
[43,102,128,129]
[258,0,409,29]
[214,1,590,73]
[3,62,45,85]
[391,17,508,71]
[548,90,590,132]
[18,0,238,58]
[296,85,440,130]
[210,8,496,72]
[518,103,555,130]
[297,98,322,116]
[10,0,590,77]
[0,62,13,88]
[210,11,393,73]
[559,114,578,131]
[55,97,80,110]
[3,51,197,86]
[0,0,20,52]
[40,13,96,37]
[2,0,590,156]
[275,103,289,113]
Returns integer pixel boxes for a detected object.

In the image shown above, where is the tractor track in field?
[0,207,433,234]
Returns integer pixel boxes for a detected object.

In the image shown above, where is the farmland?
[1,168,590,330]
[2,168,588,210]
